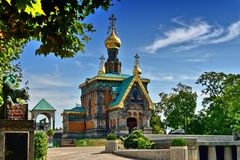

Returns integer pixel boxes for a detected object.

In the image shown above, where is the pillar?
[208,146,217,160]
[224,146,232,160]
[52,113,55,130]
[170,146,188,160]
[237,146,240,160]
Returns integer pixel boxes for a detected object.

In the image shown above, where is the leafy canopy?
[160,83,197,133]
[0,0,113,58]
[195,72,240,135]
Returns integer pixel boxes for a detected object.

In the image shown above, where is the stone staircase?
[60,139,76,147]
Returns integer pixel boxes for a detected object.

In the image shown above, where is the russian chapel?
[62,15,153,137]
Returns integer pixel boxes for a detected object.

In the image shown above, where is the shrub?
[124,130,153,149]
[106,133,117,140]
[34,131,48,160]
[76,139,106,147]
[47,128,55,137]
[171,138,187,146]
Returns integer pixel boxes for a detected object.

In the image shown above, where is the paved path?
[47,146,134,160]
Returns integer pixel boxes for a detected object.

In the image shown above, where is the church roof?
[64,104,85,113]
[109,76,134,107]
[98,73,130,79]
[64,107,85,113]
[108,74,154,110]
[80,73,150,89]
[31,98,56,111]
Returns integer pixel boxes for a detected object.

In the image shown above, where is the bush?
[75,139,106,147]
[124,130,153,149]
[34,131,48,160]
[47,128,55,137]
[106,133,117,140]
[171,138,187,146]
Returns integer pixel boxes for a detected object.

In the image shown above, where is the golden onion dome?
[133,66,142,76]
[104,30,121,49]
[98,65,106,75]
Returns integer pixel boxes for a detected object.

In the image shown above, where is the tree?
[221,79,240,133]
[150,103,164,134]
[187,111,205,134]
[0,0,116,103]
[150,113,164,134]
[47,128,55,137]
[196,72,240,134]
[0,0,114,58]
[160,83,197,133]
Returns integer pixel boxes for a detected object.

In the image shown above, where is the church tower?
[104,14,122,74]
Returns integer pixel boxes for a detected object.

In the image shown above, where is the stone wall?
[115,149,170,160]
[0,120,34,160]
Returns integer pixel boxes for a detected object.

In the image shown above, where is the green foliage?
[160,83,197,133]
[150,111,164,134]
[195,72,240,135]
[171,138,187,146]
[106,133,117,140]
[0,96,3,106]
[124,130,153,149]
[0,0,114,58]
[46,128,55,137]
[34,131,48,160]
[75,139,106,147]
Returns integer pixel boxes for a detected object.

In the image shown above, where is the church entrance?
[127,117,137,133]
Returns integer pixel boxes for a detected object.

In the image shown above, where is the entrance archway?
[31,98,56,130]
[127,117,137,133]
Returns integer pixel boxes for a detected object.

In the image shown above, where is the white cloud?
[144,21,210,53]
[143,73,196,82]
[23,71,81,128]
[210,21,240,43]
[144,18,240,53]
[28,74,72,88]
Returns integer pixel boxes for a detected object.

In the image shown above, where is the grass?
[75,138,106,147]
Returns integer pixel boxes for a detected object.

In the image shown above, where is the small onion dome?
[104,30,121,49]
[133,66,142,76]
[98,66,106,75]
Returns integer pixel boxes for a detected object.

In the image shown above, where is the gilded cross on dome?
[108,14,117,34]
[105,14,121,49]
[134,54,140,67]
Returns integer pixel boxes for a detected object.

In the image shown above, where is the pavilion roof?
[31,98,56,111]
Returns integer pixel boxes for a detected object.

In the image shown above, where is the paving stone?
[47,146,135,160]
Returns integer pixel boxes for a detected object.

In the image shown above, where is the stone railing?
[106,135,240,160]
[115,149,171,160]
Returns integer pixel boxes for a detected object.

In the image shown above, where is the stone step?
[60,139,76,147]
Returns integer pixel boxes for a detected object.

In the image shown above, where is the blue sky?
[18,0,240,128]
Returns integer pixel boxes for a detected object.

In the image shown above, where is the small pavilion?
[31,98,56,130]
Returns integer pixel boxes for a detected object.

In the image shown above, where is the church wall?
[86,120,94,129]
[68,121,85,132]
[105,88,112,110]
[91,91,96,116]
[105,88,112,129]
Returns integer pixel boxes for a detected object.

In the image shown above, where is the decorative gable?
[108,75,153,110]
